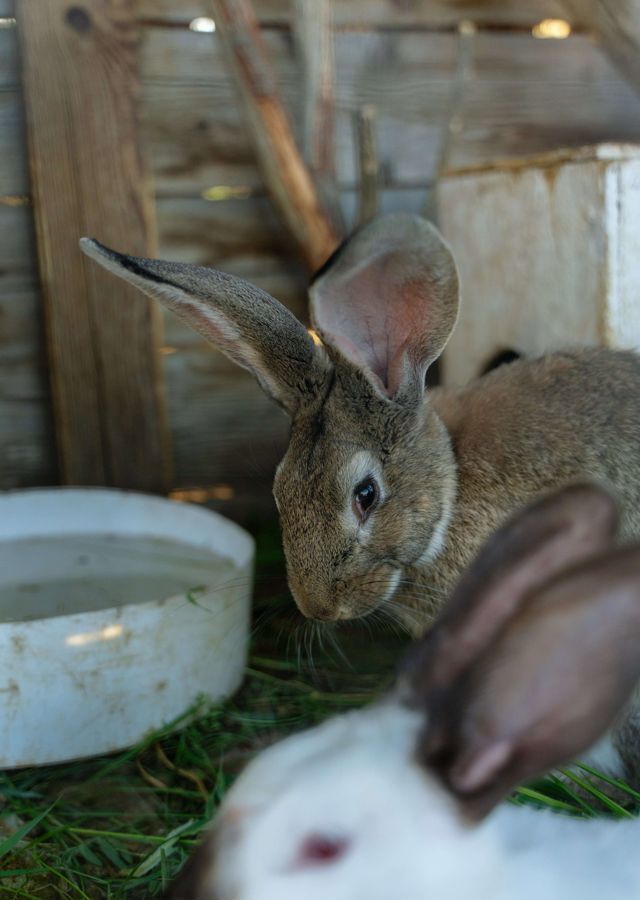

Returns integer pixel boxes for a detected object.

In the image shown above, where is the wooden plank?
[0,201,55,489]
[0,202,36,274]
[564,0,640,95]
[154,189,429,270]
[0,278,56,488]
[0,0,14,19]
[0,17,19,87]
[17,0,170,492]
[137,0,568,28]
[0,92,29,196]
[139,25,450,195]
[155,194,297,266]
[140,26,640,197]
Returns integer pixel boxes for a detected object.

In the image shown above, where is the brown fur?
[80,219,640,782]
[403,348,640,625]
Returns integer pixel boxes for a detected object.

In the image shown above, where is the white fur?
[203,702,640,900]
[381,567,401,603]
[417,492,454,565]
[574,732,624,776]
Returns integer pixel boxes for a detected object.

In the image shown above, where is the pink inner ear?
[316,252,433,397]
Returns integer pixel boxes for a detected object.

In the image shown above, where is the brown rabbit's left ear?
[421,545,640,819]
[309,214,459,402]
[80,238,331,417]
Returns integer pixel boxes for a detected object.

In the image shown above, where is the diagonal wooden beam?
[210,0,342,272]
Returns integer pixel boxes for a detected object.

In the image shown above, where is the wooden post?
[292,0,344,234]
[17,0,170,492]
[353,105,379,227]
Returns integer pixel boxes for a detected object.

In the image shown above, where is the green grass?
[0,522,638,897]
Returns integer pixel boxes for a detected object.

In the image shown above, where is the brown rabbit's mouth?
[329,563,402,621]
[288,561,402,622]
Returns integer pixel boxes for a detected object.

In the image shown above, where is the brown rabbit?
[79,215,640,636]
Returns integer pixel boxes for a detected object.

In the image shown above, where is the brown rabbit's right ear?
[309,214,459,403]
[400,483,633,819]
[80,239,331,417]
[418,544,640,819]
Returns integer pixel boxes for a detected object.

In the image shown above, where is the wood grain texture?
[136,0,568,28]
[564,0,640,95]
[0,204,55,488]
[0,20,18,88]
[1,92,29,196]
[138,27,640,198]
[17,0,170,491]
[0,279,56,488]
[210,0,342,271]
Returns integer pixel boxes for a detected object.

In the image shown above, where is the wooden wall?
[4,0,640,517]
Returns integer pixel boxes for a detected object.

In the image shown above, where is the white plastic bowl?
[0,488,254,767]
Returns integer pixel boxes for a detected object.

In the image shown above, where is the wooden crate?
[438,144,640,385]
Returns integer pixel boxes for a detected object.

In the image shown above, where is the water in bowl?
[0,534,236,622]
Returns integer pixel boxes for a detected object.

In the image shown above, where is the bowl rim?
[0,487,255,627]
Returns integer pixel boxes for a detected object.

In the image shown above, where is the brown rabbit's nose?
[302,599,339,621]
[290,583,339,621]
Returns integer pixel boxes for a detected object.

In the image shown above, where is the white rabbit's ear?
[418,543,640,819]
[309,214,459,402]
[402,483,619,698]
[80,238,330,417]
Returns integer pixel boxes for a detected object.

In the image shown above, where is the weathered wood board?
[18,0,170,491]
[139,27,640,198]
[137,0,568,28]
[439,144,640,385]
[8,25,640,201]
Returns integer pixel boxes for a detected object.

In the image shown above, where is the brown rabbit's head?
[80,215,459,622]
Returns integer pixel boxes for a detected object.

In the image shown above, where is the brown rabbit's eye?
[353,477,379,523]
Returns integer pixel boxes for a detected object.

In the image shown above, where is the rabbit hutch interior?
[2,0,640,896]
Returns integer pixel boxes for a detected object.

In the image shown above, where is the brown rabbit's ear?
[309,214,458,402]
[420,545,640,819]
[402,483,619,698]
[80,238,330,417]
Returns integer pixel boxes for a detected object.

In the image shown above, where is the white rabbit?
[165,484,640,900]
